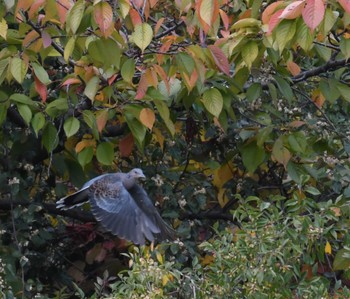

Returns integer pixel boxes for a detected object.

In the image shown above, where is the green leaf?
[16,104,32,125]
[125,114,146,150]
[295,20,313,52]
[202,88,223,118]
[84,76,99,101]
[42,123,58,152]
[335,80,350,102]
[246,83,261,102]
[78,146,93,167]
[274,20,296,53]
[319,79,340,103]
[242,41,258,69]
[153,99,175,136]
[175,52,195,75]
[96,142,114,165]
[83,110,99,140]
[10,93,36,106]
[288,132,307,153]
[256,126,273,147]
[64,37,76,63]
[10,57,27,83]
[88,38,121,69]
[67,0,85,34]
[333,248,350,271]
[241,141,266,173]
[45,98,68,117]
[274,76,294,102]
[64,117,80,138]
[31,112,45,136]
[32,62,51,85]
[131,23,153,52]
[305,186,321,196]
[121,58,135,83]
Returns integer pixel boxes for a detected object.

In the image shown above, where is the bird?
[56,168,175,245]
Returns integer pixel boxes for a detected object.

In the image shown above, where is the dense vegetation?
[1,0,350,297]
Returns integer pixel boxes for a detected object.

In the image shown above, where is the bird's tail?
[155,213,176,242]
[56,187,89,210]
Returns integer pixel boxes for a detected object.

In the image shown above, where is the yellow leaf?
[132,23,153,52]
[330,207,341,217]
[201,254,214,266]
[162,275,169,286]
[139,108,155,130]
[0,18,8,39]
[217,187,229,208]
[156,251,163,264]
[213,162,234,188]
[325,241,332,255]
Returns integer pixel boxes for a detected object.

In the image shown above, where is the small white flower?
[8,177,20,185]
[178,198,187,208]
[151,174,164,187]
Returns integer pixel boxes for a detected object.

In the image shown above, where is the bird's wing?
[129,184,175,241]
[89,177,161,245]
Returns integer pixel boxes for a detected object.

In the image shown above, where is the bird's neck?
[123,177,136,190]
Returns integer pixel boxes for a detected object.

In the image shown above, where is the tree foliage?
[1,0,350,297]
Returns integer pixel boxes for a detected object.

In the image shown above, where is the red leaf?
[34,75,47,103]
[302,0,325,31]
[135,72,148,99]
[338,0,350,15]
[219,9,230,30]
[267,9,284,35]
[107,73,118,86]
[129,8,142,27]
[61,77,82,86]
[119,133,134,157]
[279,0,305,20]
[56,0,73,25]
[93,2,114,38]
[41,30,52,48]
[208,45,230,76]
[96,109,109,133]
[28,0,45,19]
[262,1,285,24]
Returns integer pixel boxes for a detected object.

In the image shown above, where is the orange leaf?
[262,1,285,24]
[23,30,40,48]
[153,64,169,93]
[75,139,95,153]
[15,0,34,16]
[312,89,325,108]
[135,72,149,100]
[93,2,114,38]
[129,8,142,27]
[288,120,306,128]
[145,68,158,88]
[287,61,301,76]
[96,109,109,133]
[139,108,155,130]
[182,68,198,91]
[208,45,230,76]
[154,17,165,35]
[107,73,118,86]
[34,75,47,103]
[301,264,313,280]
[196,0,219,33]
[302,0,325,31]
[119,133,134,157]
[279,0,305,20]
[153,127,164,150]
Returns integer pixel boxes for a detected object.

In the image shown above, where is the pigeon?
[56,168,175,245]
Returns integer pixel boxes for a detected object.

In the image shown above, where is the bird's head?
[128,168,146,180]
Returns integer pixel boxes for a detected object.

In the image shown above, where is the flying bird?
[56,168,175,245]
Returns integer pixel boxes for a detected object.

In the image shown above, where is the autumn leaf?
[93,2,114,38]
[132,23,153,52]
[208,45,230,76]
[34,75,48,103]
[196,0,219,33]
[139,108,156,130]
[279,0,305,20]
[302,0,325,31]
[325,241,332,255]
[287,61,301,76]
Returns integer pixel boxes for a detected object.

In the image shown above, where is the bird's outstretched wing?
[89,177,161,245]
